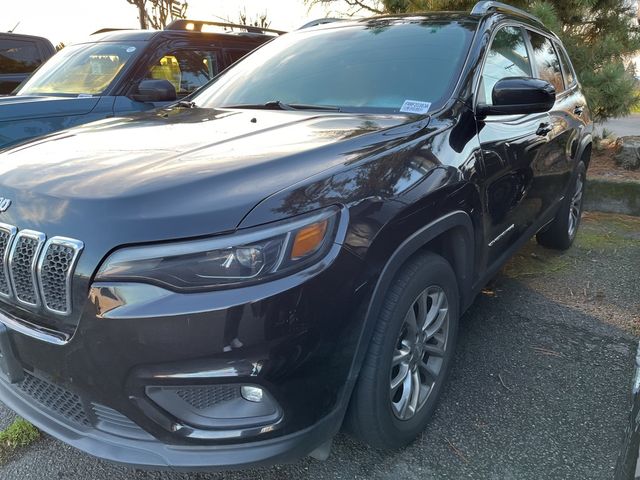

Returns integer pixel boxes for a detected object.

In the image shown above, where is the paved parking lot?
[0,212,638,480]
[596,114,640,137]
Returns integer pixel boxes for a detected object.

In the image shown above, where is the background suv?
[0,32,55,95]
[0,1,592,470]
[0,20,281,149]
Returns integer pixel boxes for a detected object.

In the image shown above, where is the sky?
[3,0,361,45]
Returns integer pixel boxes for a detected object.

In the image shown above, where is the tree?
[126,0,188,30]
[306,0,640,121]
[237,8,271,29]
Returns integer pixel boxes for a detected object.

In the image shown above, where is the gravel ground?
[0,212,638,480]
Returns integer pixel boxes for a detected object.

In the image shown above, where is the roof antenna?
[8,21,20,33]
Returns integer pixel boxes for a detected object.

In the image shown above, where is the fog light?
[241,385,264,402]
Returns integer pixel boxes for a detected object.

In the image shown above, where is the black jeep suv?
[0,1,592,470]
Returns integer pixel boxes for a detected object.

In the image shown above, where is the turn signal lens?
[291,220,328,259]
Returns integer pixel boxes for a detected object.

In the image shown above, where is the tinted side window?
[556,44,575,87]
[224,49,248,66]
[480,26,532,105]
[527,31,564,93]
[145,49,220,97]
[0,39,42,74]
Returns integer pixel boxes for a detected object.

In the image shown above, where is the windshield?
[194,20,476,113]
[17,42,141,96]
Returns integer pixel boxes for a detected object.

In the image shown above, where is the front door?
[475,25,551,266]
[114,44,223,114]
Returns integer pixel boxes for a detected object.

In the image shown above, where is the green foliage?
[307,0,640,120]
[0,418,40,462]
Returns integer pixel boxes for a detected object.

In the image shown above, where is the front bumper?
[0,371,343,470]
[0,247,368,469]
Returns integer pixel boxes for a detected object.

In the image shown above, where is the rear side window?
[555,44,575,87]
[0,39,42,74]
[480,26,532,105]
[527,30,564,93]
[224,49,248,66]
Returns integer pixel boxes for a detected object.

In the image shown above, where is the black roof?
[80,26,277,45]
[301,10,553,38]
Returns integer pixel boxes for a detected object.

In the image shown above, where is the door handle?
[574,105,584,116]
[536,122,552,136]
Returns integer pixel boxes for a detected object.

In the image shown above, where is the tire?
[345,251,459,449]
[536,161,586,250]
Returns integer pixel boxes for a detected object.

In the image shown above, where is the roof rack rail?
[298,18,346,30]
[165,19,286,36]
[470,1,543,25]
[91,28,130,35]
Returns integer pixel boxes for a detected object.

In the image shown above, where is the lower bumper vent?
[17,372,90,427]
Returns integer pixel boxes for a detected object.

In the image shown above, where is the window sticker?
[400,100,431,114]
[126,46,136,53]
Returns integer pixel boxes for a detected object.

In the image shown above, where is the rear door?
[554,40,589,178]
[476,25,552,265]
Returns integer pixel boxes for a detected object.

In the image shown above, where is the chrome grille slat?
[0,223,17,298]
[38,237,84,315]
[9,230,45,307]
[0,225,82,316]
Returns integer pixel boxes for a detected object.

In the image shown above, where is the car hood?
[0,107,422,258]
[0,95,100,122]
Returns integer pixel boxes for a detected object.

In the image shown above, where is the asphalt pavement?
[0,212,638,480]
[597,114,640,137]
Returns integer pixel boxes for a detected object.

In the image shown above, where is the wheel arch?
[339,210,475,416]
[577,133,593,169]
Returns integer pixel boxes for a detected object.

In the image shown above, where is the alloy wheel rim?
[390,285,450,421]
[568,173,584,239]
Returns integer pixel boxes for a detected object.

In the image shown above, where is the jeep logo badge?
[0,197,11,213]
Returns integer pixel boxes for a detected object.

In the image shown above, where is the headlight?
[95,207,343,292]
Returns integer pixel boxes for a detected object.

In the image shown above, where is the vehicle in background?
[0,20,281,149]
[0,32,55,95]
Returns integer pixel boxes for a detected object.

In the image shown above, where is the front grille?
[17,371,90,427]
[175,385,240,410]
[0,226,83,315]
[38,239,83,314]
[0,224,16,296]
[9,231,44,306]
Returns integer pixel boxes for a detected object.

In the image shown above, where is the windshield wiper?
[175,100,197,108]
[222,100,340,112]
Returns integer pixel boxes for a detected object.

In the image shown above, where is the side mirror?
[477,77,556,117]
[131,79,177,103]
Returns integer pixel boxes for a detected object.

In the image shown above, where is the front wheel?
[345,252,459,449]
[536,161,586,250]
